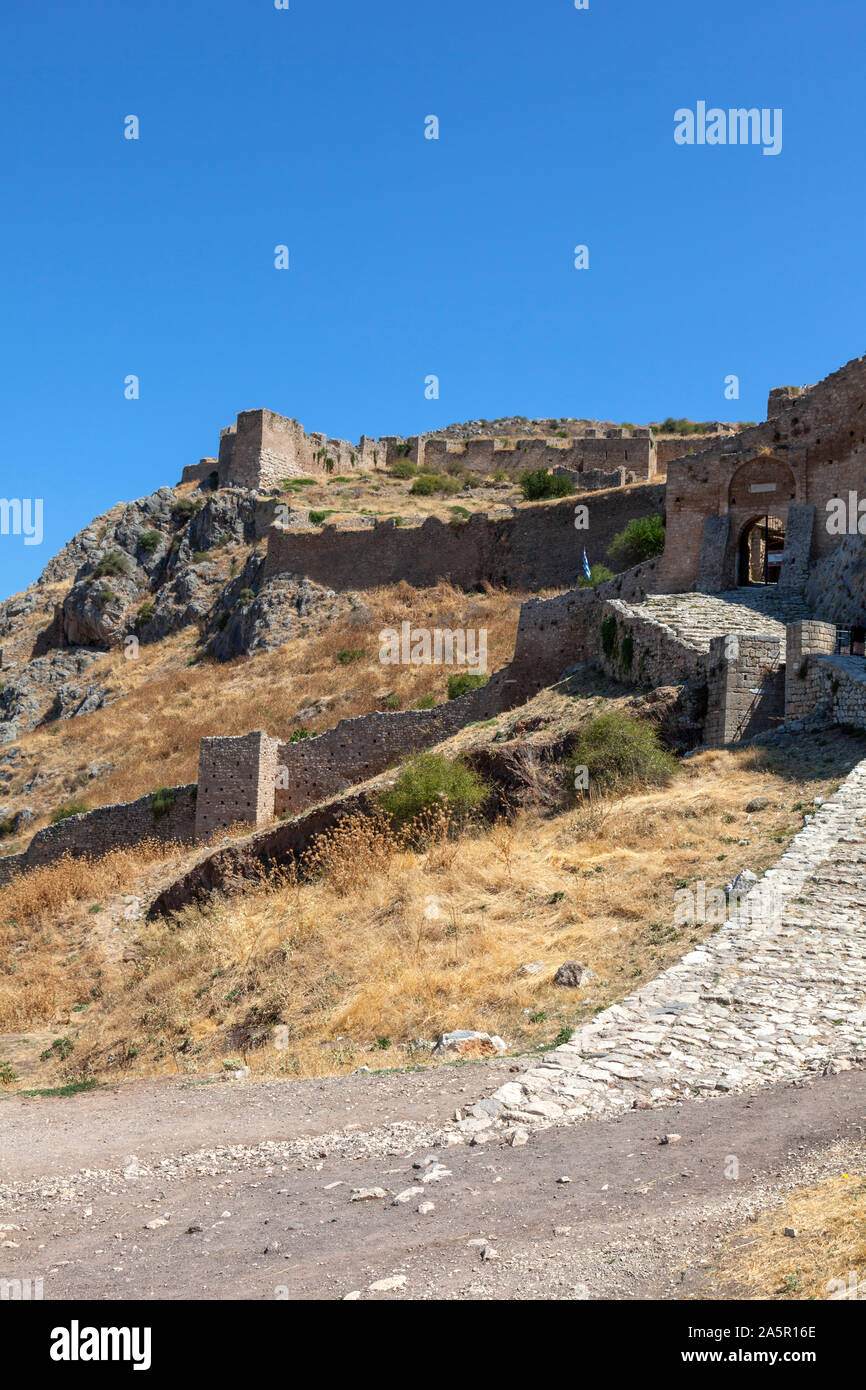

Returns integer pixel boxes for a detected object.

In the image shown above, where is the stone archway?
[736,513,787,585]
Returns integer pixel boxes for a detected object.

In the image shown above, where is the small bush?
[519,470,574,501]
[288,727,310,743]
[238,588,255,605]
[171,497,202,522]
[40,1035,74,1063]
[92,550,129,578]
[607,515,665,569]
[577,563,615,589]
[309,510,335,525]
[410,473,460,496]
[51,800,89,824]
[136,601,155,626]
[390,459,417,479]
[447,672,489,700]
[414,694,437,709]
[567,710,677,797]
[97,586,115,605]
[151,787,176,821]
[379,753,490,828]
[138,530,162,554]
[215,610,230,631]
[380,693,401,709]
[191,550,211,564]
[336,648,365,665]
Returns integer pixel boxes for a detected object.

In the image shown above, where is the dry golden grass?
[712,1173,866,1300]
[7,736,845,1088]
[0,581,521,846]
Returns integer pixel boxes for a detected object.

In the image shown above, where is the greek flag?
[582,548,592,581]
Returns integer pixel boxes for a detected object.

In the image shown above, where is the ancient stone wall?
[784,620,836,720]
[704,634,784,746]
[797,653,866,729]
[418,430,656,480]
[0,785,198,887]
[263,484,665,592]
[658,353,866,593]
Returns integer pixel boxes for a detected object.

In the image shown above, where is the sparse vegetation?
[567,710,677,796]
[519,469,574,501]
[447,672,489,700]
[378,753,490,828]
[50,800,89,824]
[607,514,665,568]
[92,551,129,579]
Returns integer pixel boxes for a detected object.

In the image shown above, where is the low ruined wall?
[0,784,198,886]
[784,620,836,720]
[789,652,866,730]
[264,484,665,593]
[273,680,505,817]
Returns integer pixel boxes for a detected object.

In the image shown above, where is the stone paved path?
[470,757,866,1138]
[630,586,814,659]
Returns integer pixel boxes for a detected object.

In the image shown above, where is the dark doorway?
[737,515,786,585]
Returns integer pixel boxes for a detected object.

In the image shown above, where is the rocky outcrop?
[0,649,104,742]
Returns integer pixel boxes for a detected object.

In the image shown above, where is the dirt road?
[1,1062,864,1300]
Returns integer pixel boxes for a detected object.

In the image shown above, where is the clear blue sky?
[2,0,864,595]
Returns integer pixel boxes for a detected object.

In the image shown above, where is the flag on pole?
[582,548,592,581]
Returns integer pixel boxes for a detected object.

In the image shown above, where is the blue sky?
[1,0,864,595]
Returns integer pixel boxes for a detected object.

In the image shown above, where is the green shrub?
[136,601,155,627]
[171,497,202,522]
[138,530,162,554]
[447,672,489,700]
[621,634,634,671]
[567,710,677,797]
[51,800,88,824]
[0,818,15,838]
[288,726,310,743]
[390,459,417,479]
[379,753,490,828]
[40,1036,74,1063]
[410,473,460,496]
[151,787,176,821]
[414,694,437,709]
[191,550,210,564]
[97,586,115,605]
[215,610,230,631]
[336,648,365,665]
[519,469,574,501]
[238,588,255,605]
[92,550,129,578]
[577,563,615,589]
[380,693,401,709]
[607,514,665,569]
[309,510,335,525]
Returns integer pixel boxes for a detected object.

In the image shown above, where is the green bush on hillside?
[378,753,490,828]
[607,514,665,569]
[519,469,575,501]
[567,710,677,797]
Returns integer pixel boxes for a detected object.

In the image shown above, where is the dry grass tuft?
[712,1172,866,1300]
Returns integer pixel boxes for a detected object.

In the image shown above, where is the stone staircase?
[630,587,815,659]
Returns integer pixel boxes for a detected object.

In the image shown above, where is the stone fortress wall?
[262,483,665,592]
[182,411,660,492]
[9,352,866,883]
